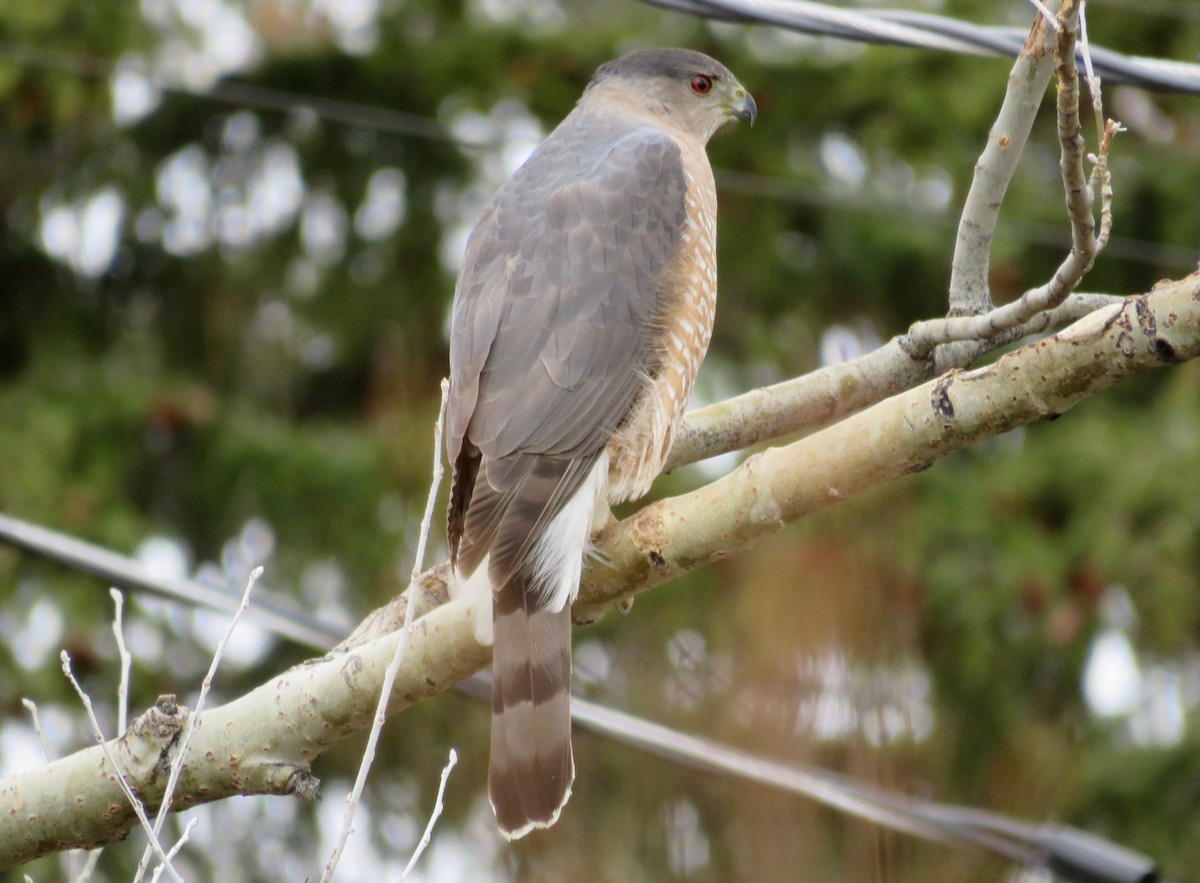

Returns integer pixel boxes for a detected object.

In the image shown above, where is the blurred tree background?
[2,0,1199,880]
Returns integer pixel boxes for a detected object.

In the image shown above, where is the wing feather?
[447,113,687,571]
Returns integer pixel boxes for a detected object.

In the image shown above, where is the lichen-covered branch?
[4,274,1196,871]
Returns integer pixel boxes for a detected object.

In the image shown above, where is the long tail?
[488,581,574,840]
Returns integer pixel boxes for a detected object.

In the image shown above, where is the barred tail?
[488,584,574,840]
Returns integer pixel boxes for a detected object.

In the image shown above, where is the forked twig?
[134,567,263,883]
[400,748,459,881]
[906,0,1122,353]
[60,652,181,883]
[320,380,454,883]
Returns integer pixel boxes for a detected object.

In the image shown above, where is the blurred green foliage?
[2,0,1199,880]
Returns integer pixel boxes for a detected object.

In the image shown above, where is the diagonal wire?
[0,510,1161,883]
[644,0,1200,94]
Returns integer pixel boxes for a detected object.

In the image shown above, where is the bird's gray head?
[584,48,756,142]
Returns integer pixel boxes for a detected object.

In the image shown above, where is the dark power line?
[643,0,1200,95]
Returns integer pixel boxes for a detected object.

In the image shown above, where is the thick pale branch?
[577,276,1200,620]
[666,292,1123,471]
[3,276,1196,870]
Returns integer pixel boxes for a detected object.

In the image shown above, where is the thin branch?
[666,292,1124,472]
[320,380,452,883]
[74,851,103,883]
[134,567,263,883]
[400,748,459,881]
[944,4,1059,318]
[1026,0,1062,31]
[59,652,182,883]
[20,699,50,762]
[110,588,132,734]
[905,1,1124,360]
[149,819,198,883]
[1077,0,1105,131]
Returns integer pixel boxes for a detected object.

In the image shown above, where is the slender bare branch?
[149,819,198,883]
[400,748,459,881]
[666,292,1123,472]
[110,588,132,734]
[59,653,182,883]
[944,6,1059,319]
[320,379,452,883]
[134,568,263,883]
[905,1,1125,364]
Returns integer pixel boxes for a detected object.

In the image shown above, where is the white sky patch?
[12,597,65,671]
[0,722,50,778]
[248,141,307,236]
[1128,665,1185,747]
[157,144,214,255]
[1082,587,1194,746]
[38,188,126,277]
[912,166,954,213]
[665,799,711,876]
[151,0,261,91]
[112,54,162,126]
[574,639,612,688]
[791,650,934,745]
[820,321,881,367]
[152,134,307,256]
[820,131,868,190]
[313,0,381,55]
[1084,628,1142,717]
[302,191,349,266]
[136,535,191,582]
[471,0,566,30]
[189,607,271,668]
[355,167,408,241]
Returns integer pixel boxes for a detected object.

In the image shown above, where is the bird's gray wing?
[447,114,688,579]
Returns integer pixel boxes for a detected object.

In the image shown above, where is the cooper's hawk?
[446,47,755,839]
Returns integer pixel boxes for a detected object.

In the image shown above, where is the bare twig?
[20,699,50,762]
[110,588,132,734]
[20,698,78,882]
[60,652,182,883]
[1077,0,1104,129]
[400,748,459,881]
[904,1,1123,360]
[320,380,453,883]
[134,567,263,883]
[149,819,199,883]
[666,292,1124,471]
[1026,0,1062,31]
[74,851,103,883]
[943,3,1059,319]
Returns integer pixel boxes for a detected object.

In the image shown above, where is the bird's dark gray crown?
[591,48,734,86]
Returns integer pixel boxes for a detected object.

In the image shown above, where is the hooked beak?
[730,86,757,126]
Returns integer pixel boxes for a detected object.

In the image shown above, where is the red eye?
[690,75,713,95]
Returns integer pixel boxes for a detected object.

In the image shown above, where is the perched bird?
[446,47,755,839]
